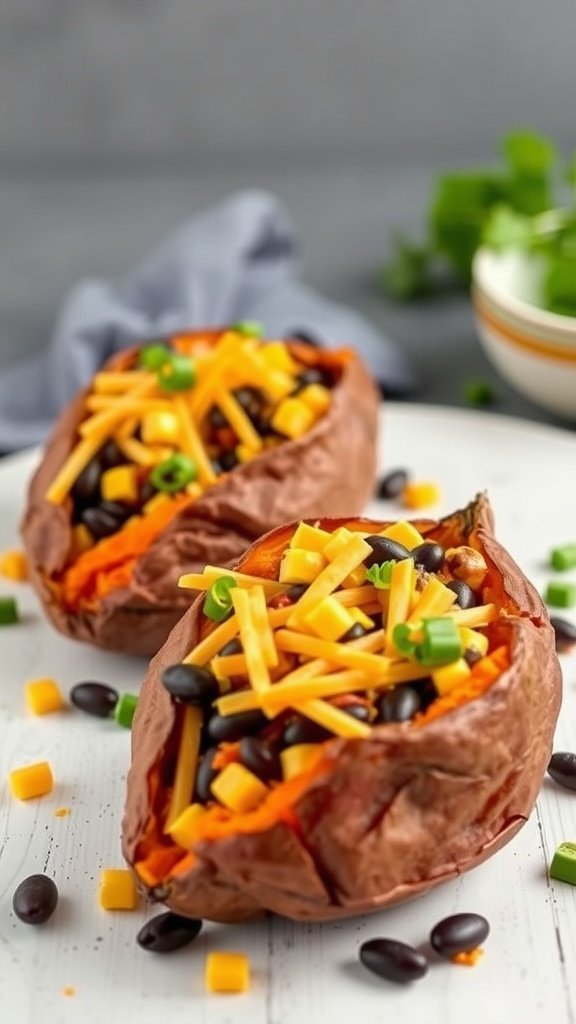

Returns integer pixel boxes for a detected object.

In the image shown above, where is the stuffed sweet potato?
[123,494,561,922]
[22,327,378,655]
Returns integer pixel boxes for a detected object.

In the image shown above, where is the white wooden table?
[1,403,576,1024]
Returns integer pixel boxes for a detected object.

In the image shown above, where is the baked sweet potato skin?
[21,337,379,655]
[122,495,562,921]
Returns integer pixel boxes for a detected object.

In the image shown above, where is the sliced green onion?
[204,576,237,622]
[150,453,198,493]
[139,344,171,370]
[366,561,394,589]
[158,354,197,391]
[392,622,420,656]
[232,321,264,337]
[550,544,576,572]
[0,596,19,625]
[416,617,462,667]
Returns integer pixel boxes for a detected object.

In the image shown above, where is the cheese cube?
[271,398,315,439]
[432,658,471,697]
[9,761,53,800]
[101,465,138,504]
[0,550,28,582]
[260,341,299,374]
[166,803,207,849]
[279,548,326,584]
[324,527,357,562]
[99,869,138,911]
[381,521,425,550]
[25,678,65,715]
[141,410,180,446]
[211,763,269,814]
[303,595,356,641]
[298,383,331,416]
[205,952,250,993]
[280,744,323,781]
[289,522,332,553]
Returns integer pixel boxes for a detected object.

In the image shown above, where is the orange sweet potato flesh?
[122,495,561,922]
[21,332,378,655]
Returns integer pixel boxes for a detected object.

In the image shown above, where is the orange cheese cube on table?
[99,869,138,911]
[25,678,65,715]
[0,550,29,582]
[9,761,54,800]
[205,952,251,994]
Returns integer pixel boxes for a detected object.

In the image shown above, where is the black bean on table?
[239,737,282,782]
[411,542,445,573]
[195,748,220,803]
[359,938,428,984]
[70,681,119,717]
[548,751,576,792]
[550,617,576,653]
[377,685,422,724]
[446,579,477,609]
[136,911,203,953]
[283,715,331,746]
[13,874,58,925]
[207,709,268,744]
[364,536,411,568]
[376,468,409,500]
[161,664,219,706]
[430,913,490,957]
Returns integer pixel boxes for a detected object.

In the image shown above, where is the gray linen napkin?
[0,190,415,451]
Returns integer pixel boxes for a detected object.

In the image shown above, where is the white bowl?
[472,245,576,420]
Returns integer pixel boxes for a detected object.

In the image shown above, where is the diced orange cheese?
[101,465,139,503]
[303,595,356,641]
[141,410,181,446]
[381,521,425,550]
[323,527,358,562]
[281,744,324,780]
[0,549,28,582]
[432,658,471,696]
[9,761,53,800]
[25,678,65,715]
[99,869,138,911]
[298,383,331,415]
[271,397,315,439]
[403,481,441,510]
[288,534,372,626]
[205,951,250,994]
[211,762,269,814]
[166,803,207,849]
[279,549,326,584]
[289,522,332,553]
[260,341,299,374]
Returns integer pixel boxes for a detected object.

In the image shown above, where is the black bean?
[342,622,368,641]
[139,478,157,505]
[211,458,223,476]
[364,536,411,568]
[430,913,489,957]
[219,638,243,656]
[207,709,268,743]
[342,703,371,722]
[446,579,477,609]
[100,500,133,521]
[195,748,219,803]
[234,387,264,420]
[376,469,409,500]
[283,716,331,746]
[100,440,125,469]
[376,685,421,723]
[71,457,102,506]
[136,912,202,953]
[13,875,58,925]
[550,617,576,653]
[70,681,119,718]
[219,451,239,472]
[287,583,308,602]
[293,367,327,391]
[80,506,124,539]
[288,330,321,348]
[411,542,445,573]
[548,752,576,792]
[161,664,219,706]
[359,938,428,983]
[207,405,228,429]
[239,737,282,782]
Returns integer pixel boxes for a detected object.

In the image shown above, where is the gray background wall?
[1,0,575,422]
